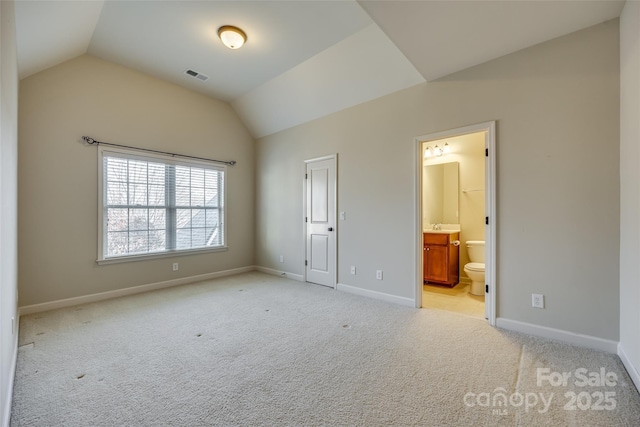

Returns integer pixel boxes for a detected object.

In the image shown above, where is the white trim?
[301,173,307,284]
[97,147,105,264]
[337,283,415,307]
[255,266,304,282]
[496,318,618,353]
[485,122,497,325]
[414,136,423,309]
[414,121,496,325]
[618,343,640,393]
[2,324,18,427]
[97,246,229,265]
[304,154,338,164]
[19,266,254,316]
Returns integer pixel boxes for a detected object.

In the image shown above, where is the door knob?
[328,227,334,231]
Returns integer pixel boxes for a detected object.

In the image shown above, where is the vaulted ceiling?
[15,1,625,138]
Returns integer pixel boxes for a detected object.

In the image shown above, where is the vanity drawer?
[424,233,450,245]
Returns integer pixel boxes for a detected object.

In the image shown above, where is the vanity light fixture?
[218,25,246,49]
[424,142,450,158]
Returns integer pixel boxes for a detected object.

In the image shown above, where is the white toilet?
[464,241,485,296]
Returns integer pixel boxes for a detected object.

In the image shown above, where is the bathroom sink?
[423,224,461,234]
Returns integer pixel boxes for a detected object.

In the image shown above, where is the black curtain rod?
[82,136,237,166]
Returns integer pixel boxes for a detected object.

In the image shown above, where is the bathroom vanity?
[423,232,460,286]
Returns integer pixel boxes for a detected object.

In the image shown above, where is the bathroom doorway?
[414,122,496,324]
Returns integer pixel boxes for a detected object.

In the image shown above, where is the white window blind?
[98,148,225,262]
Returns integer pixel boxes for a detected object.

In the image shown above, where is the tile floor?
[422,282,485,319]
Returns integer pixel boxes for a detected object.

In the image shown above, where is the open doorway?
[414,122,496,324]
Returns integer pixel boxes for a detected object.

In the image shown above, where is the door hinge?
[305,217,308,223]
[486,284,489,293]
[485,216,489,225]
[305,173,308,179]
[485,148,488,157]
[305,260,308,266]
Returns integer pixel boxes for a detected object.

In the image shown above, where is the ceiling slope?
[359,0,625,82]
[13,1,626,138]
[87,0,373,102]
[232,23,425,138]
[15,0,105,79]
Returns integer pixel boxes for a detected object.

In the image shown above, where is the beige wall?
[423,132,485,277]
[257,20,620,340]
[619,1,640,386]
[0,0,18,423]
[18,55,256,306]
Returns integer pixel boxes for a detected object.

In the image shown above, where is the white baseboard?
[618,342,640,393]
[3,322,18,427]
[255,266,304,282]
[337,283,415,307]
[496,318,618,353]
[19,266,255,316]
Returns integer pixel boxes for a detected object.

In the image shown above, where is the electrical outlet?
[532,293,544,309]
[173,263,179,271]
[376,270,383,280]
[350,266,356,275]
[279,255,284,263]
[340,211,346,221]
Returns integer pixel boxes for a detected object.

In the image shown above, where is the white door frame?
[414,122,496,325]
[303,154,338,289]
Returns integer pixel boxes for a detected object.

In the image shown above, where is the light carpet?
[11,272,640,426]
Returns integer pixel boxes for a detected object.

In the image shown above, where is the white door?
[305,156,336,288]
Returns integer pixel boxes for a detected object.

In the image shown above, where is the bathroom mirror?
[423,162,459,225]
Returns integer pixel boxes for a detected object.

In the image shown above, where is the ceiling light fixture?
[218,25,246,49]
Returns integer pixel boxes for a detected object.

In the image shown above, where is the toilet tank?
[466,241,485,263]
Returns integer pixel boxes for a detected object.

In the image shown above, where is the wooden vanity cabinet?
[423,232,459,287]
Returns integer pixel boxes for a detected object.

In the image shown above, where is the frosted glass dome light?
[218,26,246,49]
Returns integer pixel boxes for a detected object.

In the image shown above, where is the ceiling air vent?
[184,69,209,82]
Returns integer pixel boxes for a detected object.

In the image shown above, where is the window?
[98,147,225,263]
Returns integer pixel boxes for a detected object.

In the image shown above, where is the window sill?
[96,246,228,265]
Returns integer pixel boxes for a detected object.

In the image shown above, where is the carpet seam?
[514,344,525,426]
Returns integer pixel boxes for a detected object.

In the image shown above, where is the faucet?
[432,223,442,231]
